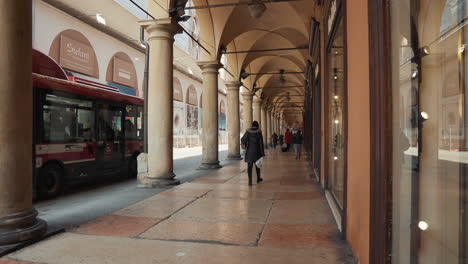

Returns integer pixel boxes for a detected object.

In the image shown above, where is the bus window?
[136,106,143,139]
[98,105,123,142]
[125,105,137,140]
[42,94,94,143]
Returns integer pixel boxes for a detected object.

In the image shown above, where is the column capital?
[142,18,183,42]
[197,61,222,73]
[225,81,241,91]
[241,92,254,101]
[253,98,262,105]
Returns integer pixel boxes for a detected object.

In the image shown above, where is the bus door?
[96,103,125,168]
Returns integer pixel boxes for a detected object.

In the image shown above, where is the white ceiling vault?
[166,0,320,124]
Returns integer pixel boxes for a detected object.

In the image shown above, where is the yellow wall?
[345,0,370,263]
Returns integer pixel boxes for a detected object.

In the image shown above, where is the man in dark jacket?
[272,132,278,148]
[241,121,265,186]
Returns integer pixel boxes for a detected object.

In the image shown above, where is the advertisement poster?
[174,101,185,147]
[186,105,198,135]
[219,100,226,131]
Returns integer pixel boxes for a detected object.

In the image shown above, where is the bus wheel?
[38,164,64,199]
[128,157,138,179]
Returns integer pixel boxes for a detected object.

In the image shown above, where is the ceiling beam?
[223,47,307,54]
[181,0,304,10]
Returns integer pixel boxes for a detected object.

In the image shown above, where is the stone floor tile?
[0,259,36,264]
[205,189,274,200]
[259,224,340,249]
[174,182,219,190]
[191,178,227,184]
[113,196,195,219]
[268,200,334,224]
[71,214,161,237]
[9,233,344,264]
[140,220,263,246]
[170,198,273,223]
[158,188,211,198]
[275,191,323,200]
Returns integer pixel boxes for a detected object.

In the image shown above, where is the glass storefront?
[327,16,346,209]
[392,0,468,263]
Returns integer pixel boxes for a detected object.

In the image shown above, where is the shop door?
[96,103,125,168]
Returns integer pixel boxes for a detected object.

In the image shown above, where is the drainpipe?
[140,26,149,153]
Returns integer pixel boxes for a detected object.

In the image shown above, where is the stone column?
[267,108,273,147]
[226,81,242,160]
[138,18,182,187]
[261,105,268,147]
[198,61,222,169]
[242,92,253,131]
[0,1,47,246]
[253,98,262,125]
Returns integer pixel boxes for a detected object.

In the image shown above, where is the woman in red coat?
[284,129,293,151]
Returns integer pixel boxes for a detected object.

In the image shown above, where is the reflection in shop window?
[392,0,468,263]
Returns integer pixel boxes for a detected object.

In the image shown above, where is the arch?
[186,85,198,106]
[106,52,138,95]
[173,77,183,101]
[49,29,99,78]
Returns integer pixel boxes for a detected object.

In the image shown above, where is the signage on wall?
[113,57,135,88]
[59,35,96,76]
[187,87,198,106]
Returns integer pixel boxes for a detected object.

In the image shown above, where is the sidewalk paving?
[1,149,355,264]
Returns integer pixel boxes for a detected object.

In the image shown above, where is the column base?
[0,209,47,246]
[137,172,180,188]
[198,162,222,170]
[226,155,242,160]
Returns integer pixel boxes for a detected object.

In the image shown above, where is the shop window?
[327,16,345,209]
[391,0,468,262]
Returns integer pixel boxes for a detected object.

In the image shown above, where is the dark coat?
[241,128,265,163]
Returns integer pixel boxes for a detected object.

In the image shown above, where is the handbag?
[241,132,249,150]
[255,157,264,168]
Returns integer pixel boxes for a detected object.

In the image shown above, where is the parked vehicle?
[32,49,144,199]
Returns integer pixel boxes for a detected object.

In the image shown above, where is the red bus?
[32,50,144,199]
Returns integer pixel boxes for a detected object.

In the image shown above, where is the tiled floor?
[2,149,355,264]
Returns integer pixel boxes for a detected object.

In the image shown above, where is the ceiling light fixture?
[96,14,106,25]
[248,0,267,18]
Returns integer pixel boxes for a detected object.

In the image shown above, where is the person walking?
[241,121,265,186]
[279,134,284,146]
[284,129,293,151]
[272,132,278,148]
[292,130,303,159]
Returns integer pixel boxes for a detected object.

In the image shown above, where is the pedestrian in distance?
[241,121,265,186]
[292,130,303,159]
[284,129,293,151]
[279,134,284,146]
[272,132,278,148]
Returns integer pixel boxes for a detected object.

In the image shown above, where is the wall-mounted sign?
[187,86,198,106]
[59,35,96,76]
[113,57,135,88]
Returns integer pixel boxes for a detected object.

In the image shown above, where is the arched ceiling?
[170,0,319,125]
